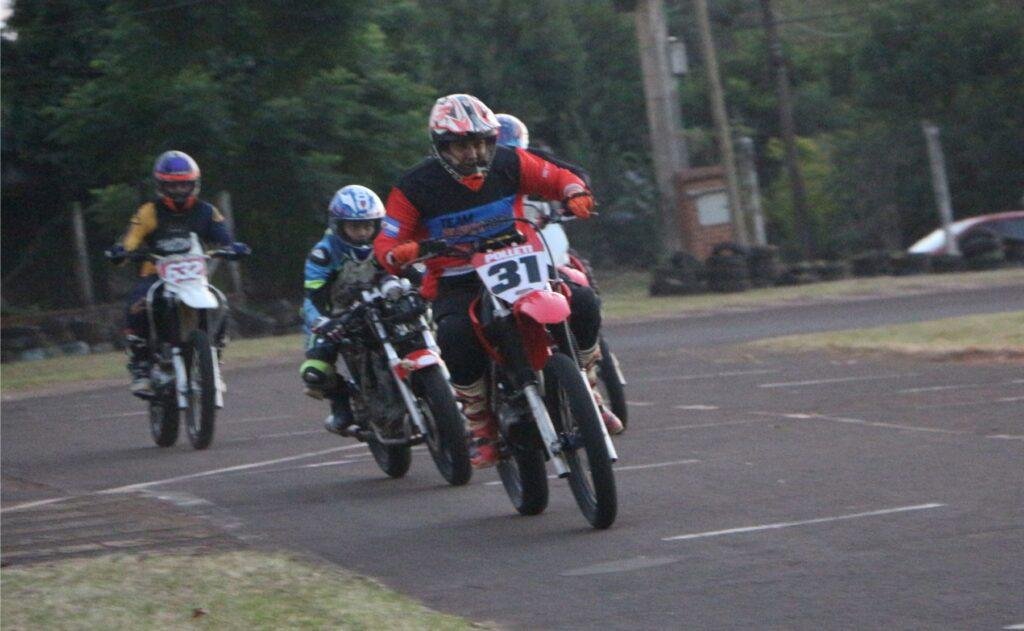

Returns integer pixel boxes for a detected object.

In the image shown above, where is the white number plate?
[157,255,207,283]
[474,243,551,303]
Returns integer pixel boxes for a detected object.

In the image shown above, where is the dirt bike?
[107,234,241,449]
[325,274,472,486]
[416,217,619,529]
[540,214,629,428]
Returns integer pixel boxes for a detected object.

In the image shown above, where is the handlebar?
[105,247,246,263]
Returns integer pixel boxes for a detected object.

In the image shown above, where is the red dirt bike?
[416,217,619,529]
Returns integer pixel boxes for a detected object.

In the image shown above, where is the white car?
[907,210,1024,255]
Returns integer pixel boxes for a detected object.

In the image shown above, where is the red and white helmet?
[428,94,501,181]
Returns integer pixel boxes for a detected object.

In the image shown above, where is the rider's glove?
[105,244,127,264]
[386,242,420,268]
[562,189,594,219]
[225,241,251,260]
[312,316,347,343]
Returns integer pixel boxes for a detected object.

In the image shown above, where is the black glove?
[311,316,348,343]
[105,244,127,264]
[222,241,251,260]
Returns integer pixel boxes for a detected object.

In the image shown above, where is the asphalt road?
[3,285,1022,630]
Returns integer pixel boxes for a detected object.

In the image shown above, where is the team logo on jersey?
[309,247,330,266]
[382,217,400,238]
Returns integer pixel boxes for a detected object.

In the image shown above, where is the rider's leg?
[300,340,355,435]
[566,281,624,435]
[124,275,158,397]
[434,282,498,468]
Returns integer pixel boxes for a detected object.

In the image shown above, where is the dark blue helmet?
[496,113,529,149]
[153,150,201,211]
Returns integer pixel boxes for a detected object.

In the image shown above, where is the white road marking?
[225,414,294,425]
[483,458,700,486]
[673,404,719,410]
[633,419,769,434]
[759,374,918,388]
[0,444,372,513]
[561,556,679,576]
[988,435,1024,441]
[1002,624,1024,630]
[254,429,322,439]
[663,503,945,541]
[626,401,655,407]
[762,412,1023,441]
[633,369,778,383]
[77,410,147,422]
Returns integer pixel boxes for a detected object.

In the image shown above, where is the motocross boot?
[324,393,359,436]
[579,343,624,435]
[453,378,499,468]
[125,334,153,398]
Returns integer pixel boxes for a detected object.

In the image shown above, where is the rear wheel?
[149,395,179,447]
[414,366,471,486]
[597,337,628,429]
[544,353,617,529]
[183,330,217,450]
[367,439,412,479]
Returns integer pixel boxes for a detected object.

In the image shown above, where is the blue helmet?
[496,113,529,149]
[328,185,385,247]
[153,150,201,211]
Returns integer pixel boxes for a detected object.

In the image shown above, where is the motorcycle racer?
[375,94,621,470]
[300,184,386,435]
[107,150,249,397]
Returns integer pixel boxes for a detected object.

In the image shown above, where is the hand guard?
[386,242,420,268]
[222,242,251,260]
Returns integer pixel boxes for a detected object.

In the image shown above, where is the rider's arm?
[515,148,590,204]
[302,242,334,329]
[122,203,158,252]
[204,205,234,247]
[374,187,423,275]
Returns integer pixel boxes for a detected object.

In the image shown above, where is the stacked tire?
[706,243,750,293]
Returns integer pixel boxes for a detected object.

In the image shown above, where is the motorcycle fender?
[558,265,589,287]
[392,348,442,381]
[174,284,219,309]
[514,290,570,325]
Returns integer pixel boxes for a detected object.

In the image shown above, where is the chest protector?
[329,253,379,315]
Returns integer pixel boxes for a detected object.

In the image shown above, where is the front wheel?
[149,394,179,447]
[496,442,549,516]
[544,353,617,529]
[413,366,471,486]
[597,337,628,428]
[183,330,217,450]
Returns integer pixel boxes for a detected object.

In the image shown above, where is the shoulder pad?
[308,246,331,266]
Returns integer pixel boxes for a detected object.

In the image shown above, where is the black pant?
[433,273,601,386]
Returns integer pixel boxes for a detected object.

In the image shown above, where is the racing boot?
[125,334,153,398]
[324,393,359,436]
[453,378,499,468]
[579,343,624,435]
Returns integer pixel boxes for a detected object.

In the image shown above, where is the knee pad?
[300,359,337,398]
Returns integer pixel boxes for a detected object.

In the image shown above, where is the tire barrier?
[705,248,750,293]
[746,245,780,287]
[649,251,705,296]
[850,250,894,277]
[890,253,932,276]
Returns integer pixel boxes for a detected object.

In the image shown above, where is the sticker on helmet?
[382,217,400,238]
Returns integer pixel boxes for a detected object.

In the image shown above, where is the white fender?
[172,282,219,309]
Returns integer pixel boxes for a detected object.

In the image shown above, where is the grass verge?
[748,311,1024,360]
[0,551,478,630]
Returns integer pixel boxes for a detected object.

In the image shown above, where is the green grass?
[0,551,480,630]
[0,334,305,394]
[749,311,1024,358]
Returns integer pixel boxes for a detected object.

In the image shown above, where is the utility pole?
[70,201,95,307]
[737,136,768,246]
[759,0,816,260]
[921,122,959,256]
[694,0,748,246]
[634,0,691,253]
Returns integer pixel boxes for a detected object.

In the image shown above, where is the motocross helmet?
[328,185,385,248]
[153,150,201,212]
[428,94,500,189]
[496,113,529,149]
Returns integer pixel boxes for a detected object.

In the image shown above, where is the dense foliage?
[3,0,1021,306]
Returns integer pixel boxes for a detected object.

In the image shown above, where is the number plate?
[473,240,551,303]
[157,255,207,283]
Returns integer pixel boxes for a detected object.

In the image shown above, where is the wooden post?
[694,0,748,246]
[70,201,96,307]
[738,137,768,246]
[216,191,246,303]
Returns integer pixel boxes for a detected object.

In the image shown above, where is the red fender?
[392,348,442,381]
[513,289,570,324]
